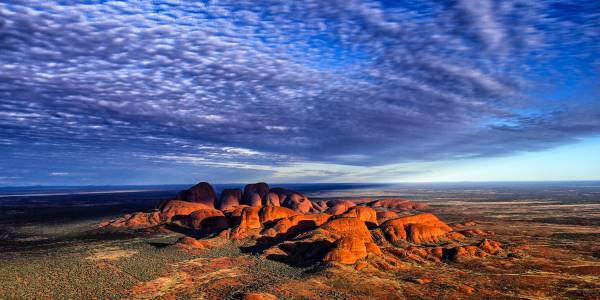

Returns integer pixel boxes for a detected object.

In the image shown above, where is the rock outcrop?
[259,206,298,224]
[185,208,229,234]
[160,200,212,221]
[368,198,428,211]
[217,188,242,211]
[323,236,368,264]
[102,181,508,271]
[325,200,356,215]
[242,182,270,205]
[99,211,161,229]
[381,213,452,244]
[339,206,378,228]
[175,182,217,207]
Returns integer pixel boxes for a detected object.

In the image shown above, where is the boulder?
[175,182,217,207]
[381,213,452,244]
[160,200,212,221]
[217,188,241,211]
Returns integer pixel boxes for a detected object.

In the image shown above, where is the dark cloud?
[0,1,599,184]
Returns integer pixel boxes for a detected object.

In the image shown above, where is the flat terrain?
[1,183,599,299]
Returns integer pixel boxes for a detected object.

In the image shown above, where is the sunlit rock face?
[381,213,452,244]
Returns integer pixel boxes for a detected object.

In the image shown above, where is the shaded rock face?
[175,182,217,208]
[248,193,263,207]
[381,213,452,244]
[242,182,270,205]
[262,213,331,238]
[217,188,241,211]
[185,208,229,235]
[265,192,280,207]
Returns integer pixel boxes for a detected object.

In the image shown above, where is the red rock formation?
[100,211,161,229]
[242,182,270,205]
[320,217,372,241]
[260,206,298,224]
[281,192,313,213]
[325,200,356,215]
[248,193,263,207]
[312,200,328,212]
[186,208,229,234]
[175,182,217,207]
[160,200,212,221]
[340,206,378,227]
[265,192,280,207]
[238,206,261,229]
[376,211,399,222]
[323,236,368,264]
[445,239,503,261]
[381,213,452,244]
[368,198,428,211]
[478,239,502,254]
[230,206,261,239]
[217,188,241,211]
[263,213,331,238]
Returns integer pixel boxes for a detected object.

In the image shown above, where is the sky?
[0,0,599,186]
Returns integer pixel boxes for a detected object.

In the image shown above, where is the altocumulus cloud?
[0,0,599,184]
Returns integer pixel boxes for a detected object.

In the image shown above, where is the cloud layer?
[0,1,599,184]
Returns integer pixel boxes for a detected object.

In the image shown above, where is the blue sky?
[0,0,599,186]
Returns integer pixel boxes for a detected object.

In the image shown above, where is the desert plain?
[0,182,598,300]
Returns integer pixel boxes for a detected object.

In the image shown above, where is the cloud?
[49,172,69,176]
[0,1,599,184]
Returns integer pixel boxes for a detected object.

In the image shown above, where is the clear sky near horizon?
[0,1,599,186]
